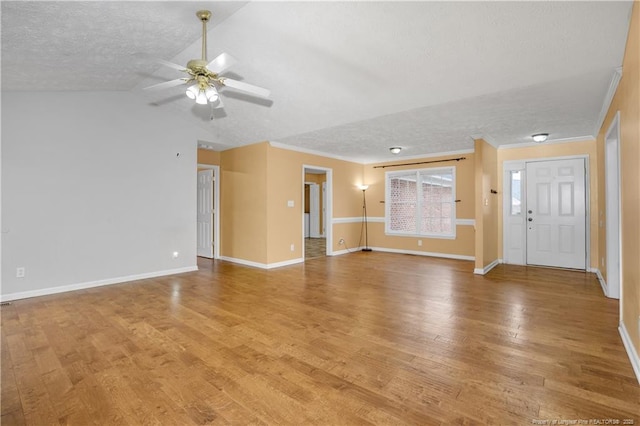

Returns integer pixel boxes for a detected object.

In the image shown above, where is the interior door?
[526,158,586,269]
[197,169,214,258]
[309,183,320,238]
[322,181,327,236]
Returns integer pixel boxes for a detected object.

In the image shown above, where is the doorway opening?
[303,166,332,260]
[197,164,220,259]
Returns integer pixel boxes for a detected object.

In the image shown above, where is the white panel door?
[309,183,321,238]
[197,170,214,258]
[526,159,586,269]
[322,181,327,237]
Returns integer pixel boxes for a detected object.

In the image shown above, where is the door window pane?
[511,170,522,215]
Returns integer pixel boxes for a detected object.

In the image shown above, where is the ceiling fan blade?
[143,78,189,91]
[157,59,187,72]
[207,52,237,74]
[220,78,270,98]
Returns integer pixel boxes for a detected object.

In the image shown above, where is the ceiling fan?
[144,10,270,108]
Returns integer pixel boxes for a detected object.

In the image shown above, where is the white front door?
[526,158,586,269]
[197,169,214,258]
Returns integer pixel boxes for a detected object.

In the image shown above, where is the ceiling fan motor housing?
[187,59,211,75]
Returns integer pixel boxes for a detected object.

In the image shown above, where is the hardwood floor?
[1,253,638,425]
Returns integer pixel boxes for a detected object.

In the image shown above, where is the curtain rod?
[372,156,466,169]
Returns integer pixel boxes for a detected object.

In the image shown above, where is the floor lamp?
[359,185,372,252]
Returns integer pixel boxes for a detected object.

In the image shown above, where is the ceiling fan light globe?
[186,84,199,100]
[195,91,208,105]
[205,86,219,102]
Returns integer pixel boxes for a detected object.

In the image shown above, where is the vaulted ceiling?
[2,1,633,163]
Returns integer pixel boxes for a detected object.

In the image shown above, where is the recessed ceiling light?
[532,133,549,143]
[389,146,402,154]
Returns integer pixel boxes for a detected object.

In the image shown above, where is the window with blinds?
[385,167,456,238]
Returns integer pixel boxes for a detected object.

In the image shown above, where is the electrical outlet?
[418,240,423,247]
[172,251,179,259]
[339,238,345,245]
[16,267,25,278]
[290,244,295,251]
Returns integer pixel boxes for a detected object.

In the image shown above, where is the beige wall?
[265,144,365,262]
[363,152,475,258]
[220,142,269,264]
[497,140,599,269]
[215,142,363,265]
[475,139,499,270]
[597,1,640,357]
[197,149,220,165]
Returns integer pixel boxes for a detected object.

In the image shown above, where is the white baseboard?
[268,258,304,269]
[473,258,501,275]
[0,266,198,302]
[369,247,474,261]
[329,248,362,256]
[219,256,303,269]
[619,321,640,385]
[591,268,609,297]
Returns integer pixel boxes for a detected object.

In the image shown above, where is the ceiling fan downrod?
[196,10,211,62]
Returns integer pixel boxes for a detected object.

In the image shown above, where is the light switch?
[287,200,294,207]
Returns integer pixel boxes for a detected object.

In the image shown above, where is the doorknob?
[528,217,533,222]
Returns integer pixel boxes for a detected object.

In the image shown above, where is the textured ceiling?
[1,1,248,90]
[1,1,633,163]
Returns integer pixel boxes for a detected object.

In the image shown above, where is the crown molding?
[498,135,595,150]
[269,141,356,163]
[593,66,623,138]
[471,134,500,148]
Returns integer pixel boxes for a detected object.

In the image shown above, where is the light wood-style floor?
[1,253,638,425]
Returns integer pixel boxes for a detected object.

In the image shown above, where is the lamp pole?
[361,186,372,252]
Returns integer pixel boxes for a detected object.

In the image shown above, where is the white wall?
[1,91,205,299]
